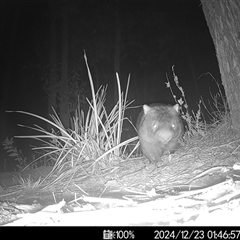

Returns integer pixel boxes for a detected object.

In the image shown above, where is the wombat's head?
[143,104,183,144]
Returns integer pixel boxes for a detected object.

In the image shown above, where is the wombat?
[137,104,183,163]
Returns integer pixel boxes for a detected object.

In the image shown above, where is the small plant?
[166,66,209,137]
[16,175,42,190]
[2,137,28,171]
[166,66,229,142]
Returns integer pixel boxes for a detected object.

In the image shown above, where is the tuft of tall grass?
[6,53,137,189]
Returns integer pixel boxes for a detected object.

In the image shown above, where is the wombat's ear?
[173,104,179,112]
[143,105,151,114]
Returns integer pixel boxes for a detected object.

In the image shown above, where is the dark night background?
[0,0,222,171]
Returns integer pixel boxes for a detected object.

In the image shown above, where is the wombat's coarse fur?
[137,104,183,162]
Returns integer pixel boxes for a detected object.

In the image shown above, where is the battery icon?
[103,230,114,239]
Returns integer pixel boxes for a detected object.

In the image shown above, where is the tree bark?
[59,5,70,128]
[113,0,121,104]
[48,2,58,122]
[0,3,19,156]
[201,0,240,131]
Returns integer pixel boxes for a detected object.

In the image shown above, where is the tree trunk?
[0,3,19,156]
[59,5,70,128]
[113,0,121,104]
[201,0,240,131]
[48,3,58,124]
